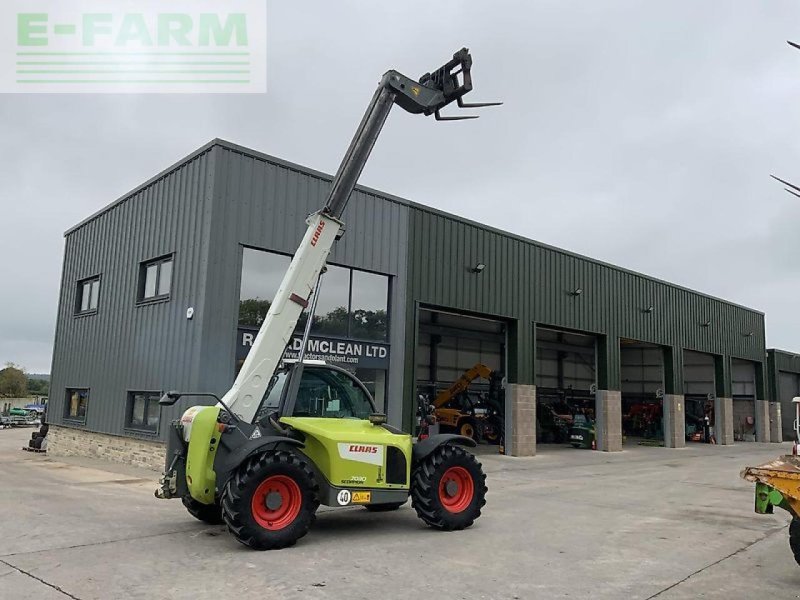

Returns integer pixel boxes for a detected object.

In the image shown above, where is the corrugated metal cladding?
[49,149,217,437]
[768,348,800,374]
[403,205,767,419]
[195,143,409,425]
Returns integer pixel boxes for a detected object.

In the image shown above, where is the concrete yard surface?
[1,428,798,600]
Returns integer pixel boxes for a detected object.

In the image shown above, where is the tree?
[27,377,49,396]
[0,363,28,397]
[239,298,271,327]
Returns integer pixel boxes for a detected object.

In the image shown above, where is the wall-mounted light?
[471,262,486,274]
[642,305,654,314]
[568,287,583,296]
[742,331,755,337]
[700,320,711,328]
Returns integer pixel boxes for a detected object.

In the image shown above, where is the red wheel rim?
[438,466,474,513]
[251,475,302,530]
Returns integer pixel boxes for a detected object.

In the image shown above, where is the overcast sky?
[2,1,799,373]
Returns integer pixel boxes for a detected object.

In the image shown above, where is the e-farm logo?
[3,0,266,93]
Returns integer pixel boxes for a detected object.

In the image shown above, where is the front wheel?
[411,445,487,531]
[790,518,800,566]
[221,450,319,550]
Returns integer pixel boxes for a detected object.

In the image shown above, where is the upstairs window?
[76,276,100,315]
[139,255,173,302]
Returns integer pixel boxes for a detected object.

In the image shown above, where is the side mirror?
[159,391,182,406]
[368,413,387,425]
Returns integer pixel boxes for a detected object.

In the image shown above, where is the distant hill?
[27,373,50,381]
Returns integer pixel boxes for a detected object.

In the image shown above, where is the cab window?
[293,368,374,419]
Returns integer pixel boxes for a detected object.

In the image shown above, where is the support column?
[506,384,536,457]
[595,390,622,452]
[662,394,686,448]
[754,400,770,443]
[769,402,783,444]
[714,397,734,445]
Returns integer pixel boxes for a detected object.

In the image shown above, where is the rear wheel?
[790,518,800,566]
[182,496,223,525]
[221,450,319,550]
[411,445,487,531]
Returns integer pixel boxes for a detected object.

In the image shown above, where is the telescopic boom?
[223,48,500,423]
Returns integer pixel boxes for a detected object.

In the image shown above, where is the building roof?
[65,138,764,315]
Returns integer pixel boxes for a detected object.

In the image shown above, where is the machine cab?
[254,362,378,424]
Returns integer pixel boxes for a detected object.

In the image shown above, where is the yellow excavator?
[433,364,503,443]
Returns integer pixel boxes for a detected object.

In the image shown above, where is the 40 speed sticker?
[336,490,351,505]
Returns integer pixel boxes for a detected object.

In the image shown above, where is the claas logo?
[348,445,378,453]
[310,220,325,246]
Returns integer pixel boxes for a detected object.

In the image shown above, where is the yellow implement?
[741,455,800,518]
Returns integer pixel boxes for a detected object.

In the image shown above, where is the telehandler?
[156,49,500,550]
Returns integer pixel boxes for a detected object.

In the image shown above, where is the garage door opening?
[620,340,664,446]
[683,350,716,444]
[535,327,596,447]
[732,358,757,442]
[416,308,506,446]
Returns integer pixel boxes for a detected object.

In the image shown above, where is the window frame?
[75,275,101,316]
[124,390,162,434]
[63,387,90,424]
[137,253,174,305]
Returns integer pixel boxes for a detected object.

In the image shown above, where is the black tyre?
[182,496,224,525]
[221,450,319,550]
[411,444,487,531]
[790,518,800,567]
[482,416,503,445]
[364,501,406,512]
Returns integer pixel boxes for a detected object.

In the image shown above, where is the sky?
[1,0,799,373]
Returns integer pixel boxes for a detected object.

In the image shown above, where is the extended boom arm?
[223,49,499,423]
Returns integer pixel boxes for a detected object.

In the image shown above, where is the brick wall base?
[662,394,686,448]
[769,402,783,444]
[506,384,536,457]
[715,397,735,445]
[754,400,771,443]
[48,425,166,471]
[595,390,622,452]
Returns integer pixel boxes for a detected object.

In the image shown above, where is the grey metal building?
[48,139,790,464]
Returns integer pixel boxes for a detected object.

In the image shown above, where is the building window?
[76,276,100,314]
[238,249,289,326]
[350,270,389,341]
[139,255,173,302]
[126,391,161,432]
[311,264,350,338]
[238,247,389,341]
[65,388,89,423]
